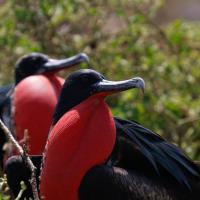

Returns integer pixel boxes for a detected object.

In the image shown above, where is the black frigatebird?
[38,69,200,200]
[0,53,89,168]
[7,70,200,200]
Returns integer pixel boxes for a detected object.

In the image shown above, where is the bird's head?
[53,69,145,125]
[15,52,90,84]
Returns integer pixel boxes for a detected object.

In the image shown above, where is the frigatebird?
[0,53,89,168]
[4,70,200,200]
[38,69,200,200]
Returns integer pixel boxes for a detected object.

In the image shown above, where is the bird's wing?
[0,84,14,133]
[113,117,200,189]
[0,84,14,168]
[79,165,192,200]
[0,83,14,108]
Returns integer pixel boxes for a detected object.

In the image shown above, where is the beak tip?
[79,53,90,63]
[135,77,145,92]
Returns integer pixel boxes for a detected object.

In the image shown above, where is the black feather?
[114,117,200,189]
[0,84,13,107]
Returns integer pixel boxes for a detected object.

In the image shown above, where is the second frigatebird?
[0,52,89,167]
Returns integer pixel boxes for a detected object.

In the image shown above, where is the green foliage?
[15,181,27,200]
[0,175,10,199]
[0,175,27,199]
[0,0,200,160]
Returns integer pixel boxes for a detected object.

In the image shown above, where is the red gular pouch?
[13,74,64,155]
[40,95,116,200]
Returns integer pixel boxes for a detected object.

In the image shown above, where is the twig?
[15,181,27,200]
[0,119,40,200]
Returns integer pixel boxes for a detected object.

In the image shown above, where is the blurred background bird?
[0,52,89,169]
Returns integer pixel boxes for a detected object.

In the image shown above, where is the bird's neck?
[40,95,116,200]
[45,73,64,98]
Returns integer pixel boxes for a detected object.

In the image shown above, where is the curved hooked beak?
[40,53,90,73]
[93,77,145,95]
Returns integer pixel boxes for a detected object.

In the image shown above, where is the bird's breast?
[13,74,64,155]
[40,96,116,200]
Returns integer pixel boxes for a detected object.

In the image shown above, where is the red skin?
[40,95,116,200]
[13,73,64,155]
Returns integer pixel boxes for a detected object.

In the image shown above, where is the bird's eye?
[80,75,90,83]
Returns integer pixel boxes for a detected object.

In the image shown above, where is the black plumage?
[0,84,13,169]
[113,117,200,189]
[79,165,196,200]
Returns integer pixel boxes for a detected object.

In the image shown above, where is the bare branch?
[0,119,40,200]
